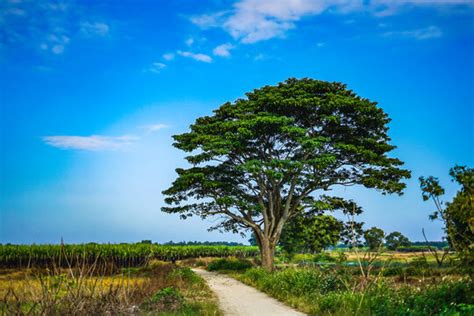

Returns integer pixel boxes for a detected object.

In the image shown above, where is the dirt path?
[193,269,306,316]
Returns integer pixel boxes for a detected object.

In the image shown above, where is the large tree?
[162,78,410,270]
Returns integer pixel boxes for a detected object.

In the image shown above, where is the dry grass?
[0,260,220,315]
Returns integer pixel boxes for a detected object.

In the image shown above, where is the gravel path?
[193,268,306,316]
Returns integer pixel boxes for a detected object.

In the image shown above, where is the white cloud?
[316,42,326,47]
[190,11,228,28]
[185,37,194,46]
[177,50,212,63]
[191,0,472,43]
[191,0,361,44]
[140,124,169,133]
[148,62,166,73]
[80,21,110,36]
[163,53,175,61]
[383,25,443,40]
[43,135,140,151]
[213,43,234,57]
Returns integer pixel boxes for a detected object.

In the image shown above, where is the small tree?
[280,214,342,255]
[162,78,410,270]
[364,227,385,251]
[419,165,473,270]
[385,231,411,251]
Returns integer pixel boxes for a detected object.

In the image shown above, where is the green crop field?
[0,243,259,268]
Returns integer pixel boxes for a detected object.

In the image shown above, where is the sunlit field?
[1,244,472,315]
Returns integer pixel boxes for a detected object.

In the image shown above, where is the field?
[1,244,472,315]
[0,243,256,315]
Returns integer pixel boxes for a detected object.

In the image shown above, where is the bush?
[313,252,336,263]
[207,258,253,271]
[142,287,184,312]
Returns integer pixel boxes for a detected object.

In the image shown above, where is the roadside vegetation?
[204,250,473,316]
[0,258,220,315]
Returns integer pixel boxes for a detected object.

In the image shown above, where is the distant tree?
[162,78,410,271]
[248,233,258,246]
[385,231,411,251]
[280,214,342,255]
[420,165,473,269]
[364,227,385,251]
[410,241,448,249]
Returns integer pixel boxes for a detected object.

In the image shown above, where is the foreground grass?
[233,267,472,315]
[0,260,220,315]
[206,256,473,316]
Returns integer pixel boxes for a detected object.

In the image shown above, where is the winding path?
[193,269,306,316]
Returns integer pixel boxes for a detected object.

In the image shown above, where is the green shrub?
[142,287,184,312]
[207,258,253,271]
[169,267,201,284]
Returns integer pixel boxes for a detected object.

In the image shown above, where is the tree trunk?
[259,236,276,271]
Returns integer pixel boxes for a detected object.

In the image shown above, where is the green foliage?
[162,78,410,269]
[385,231,411,250]
[420,165,473,271]
[280,215,342,255]
[207,258,253,271]
[446,166,473,268]
[364,227,385,251]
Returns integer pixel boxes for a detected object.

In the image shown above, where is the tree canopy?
[279,214,342,255]
[162,78,410,270]
[385,231,411,251]
[364,227,385,251]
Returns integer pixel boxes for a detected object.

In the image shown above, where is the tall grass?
[234,266,473,315]
[0,257,220,315]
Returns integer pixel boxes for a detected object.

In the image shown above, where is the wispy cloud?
[80,21,110,37]
[177,50,212,63]
[190,0,472,44]
[163,53,175,61]
[140,124,169,133]
[147,62,166,74]
[383,25,443,40]
[40,34,70,55]
[213,43,234,57]
[1,1,110,56]
[43,135,140,151]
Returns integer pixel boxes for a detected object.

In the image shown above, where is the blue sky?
[1,0,473,244]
